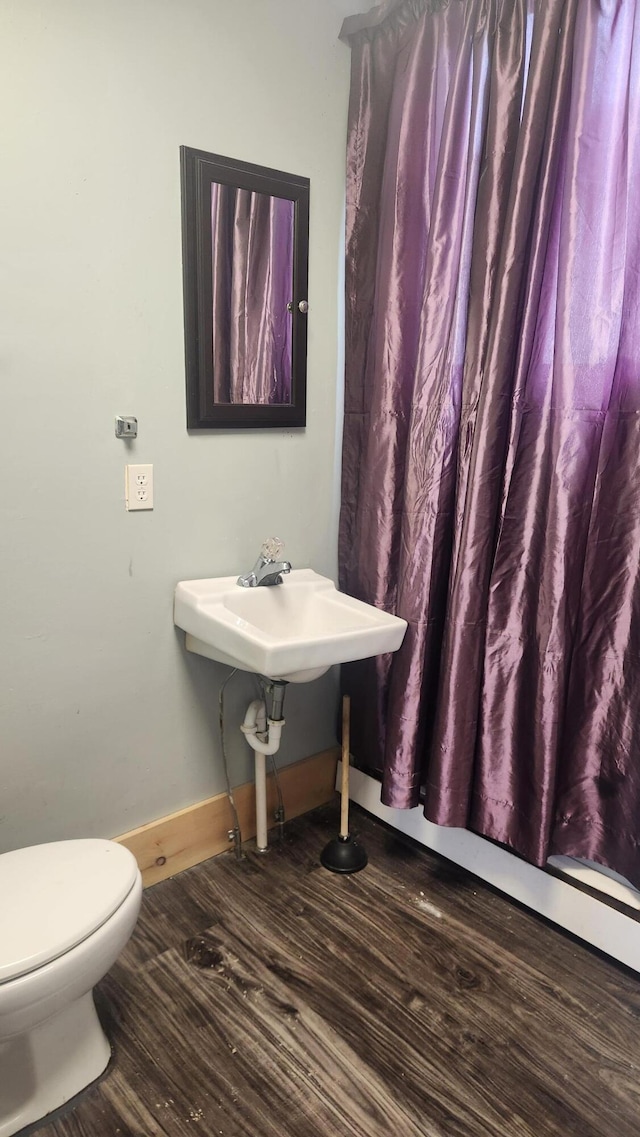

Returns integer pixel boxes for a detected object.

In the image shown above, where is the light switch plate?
[125,464,153,511]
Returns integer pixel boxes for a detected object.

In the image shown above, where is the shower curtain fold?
[339,0,640,887]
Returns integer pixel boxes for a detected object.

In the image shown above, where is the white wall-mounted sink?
[174,569,407,682]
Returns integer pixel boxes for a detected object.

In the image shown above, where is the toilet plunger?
[320,695,368,873]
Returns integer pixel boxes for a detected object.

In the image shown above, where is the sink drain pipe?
[240,681,287,852]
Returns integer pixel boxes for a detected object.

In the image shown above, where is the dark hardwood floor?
[34,803,640,1137]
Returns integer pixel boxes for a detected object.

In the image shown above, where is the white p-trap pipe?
[240,699,285,851]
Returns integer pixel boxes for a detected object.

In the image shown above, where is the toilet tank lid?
[0,839,140,984]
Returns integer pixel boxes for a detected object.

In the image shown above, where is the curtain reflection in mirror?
[211,184,294,405]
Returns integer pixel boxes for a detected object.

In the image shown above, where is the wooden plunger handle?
[340,695,351,839]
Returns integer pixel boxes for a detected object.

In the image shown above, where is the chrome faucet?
[237,538,291,588]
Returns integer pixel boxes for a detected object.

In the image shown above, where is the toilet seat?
[0,839,139,984]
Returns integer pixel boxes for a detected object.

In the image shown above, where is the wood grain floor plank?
[200,847,622,1136]
[29,804,640,1137]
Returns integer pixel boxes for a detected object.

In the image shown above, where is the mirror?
[180,146,309,429]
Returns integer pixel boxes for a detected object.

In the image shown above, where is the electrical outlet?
[125,464,154,511]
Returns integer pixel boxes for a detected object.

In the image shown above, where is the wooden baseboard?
[115,747,339,887]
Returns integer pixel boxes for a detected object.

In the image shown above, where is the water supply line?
[240,680,287,852]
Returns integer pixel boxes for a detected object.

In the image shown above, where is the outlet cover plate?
[125,464,153,511]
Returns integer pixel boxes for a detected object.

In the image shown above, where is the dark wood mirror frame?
[180,146,309,429]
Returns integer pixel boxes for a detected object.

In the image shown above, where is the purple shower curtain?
[211,184,293,404]
[339,0,640,886]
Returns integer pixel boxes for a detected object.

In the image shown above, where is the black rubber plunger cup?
[321,695,368,873]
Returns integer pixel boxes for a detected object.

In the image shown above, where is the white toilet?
[0,839,142,1137]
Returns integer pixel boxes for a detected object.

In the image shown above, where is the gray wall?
[0,0,354,851]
